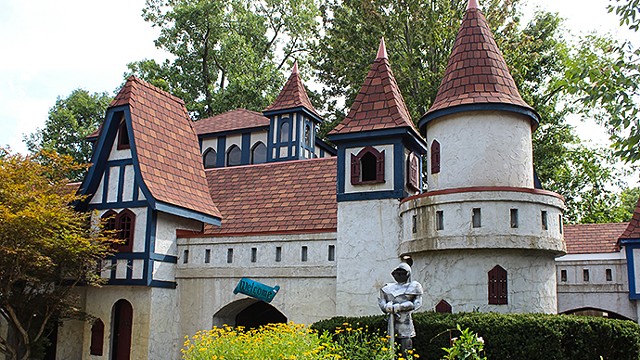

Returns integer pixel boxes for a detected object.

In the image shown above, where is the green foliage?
[609,0,640,31]
[132,0,320,119]
[313,312,640,360]
[441,325,486,360]
[0,149,113,360]
[24,89,112,181]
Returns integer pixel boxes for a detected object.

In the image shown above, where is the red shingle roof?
[202,158,336,235]
[193,109,270,135]
[264,62,321,117]
[113,76,221,219]
[620,197,640,240]
[329,39,419,136]
[424,6,533,117]
[564,223,629,254]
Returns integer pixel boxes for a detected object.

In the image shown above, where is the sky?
[0,0,637,183]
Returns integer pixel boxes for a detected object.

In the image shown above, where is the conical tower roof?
[329,38,420,137]
[264,61,321,118]
[420,0,538,129]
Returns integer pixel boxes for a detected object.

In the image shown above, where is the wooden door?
[111,300,133,360]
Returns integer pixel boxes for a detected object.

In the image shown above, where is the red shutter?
[90,319,104,355]
[351,153,360,185]
[376,150,385,182]
[431,140,441,174]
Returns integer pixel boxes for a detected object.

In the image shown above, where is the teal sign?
[233,278,280,303]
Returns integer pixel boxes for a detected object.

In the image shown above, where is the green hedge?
[311,312,640,359]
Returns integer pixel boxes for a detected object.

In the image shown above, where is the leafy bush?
[312,312,640,360]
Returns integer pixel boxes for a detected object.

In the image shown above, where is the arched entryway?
[212,298,287,329]
[561,307,634,321]
[110,299,133,360]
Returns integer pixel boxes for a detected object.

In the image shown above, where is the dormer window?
[304,123,312,147]
[251,142,267,164]
[280,120,290,142]
[117,119,130,150]
[351,146,385,185]
[226,145,242,167]
[203,148,217,169]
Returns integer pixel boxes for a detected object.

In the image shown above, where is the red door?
[111,300,133,360]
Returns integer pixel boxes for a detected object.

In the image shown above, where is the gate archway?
[212,298,286,329]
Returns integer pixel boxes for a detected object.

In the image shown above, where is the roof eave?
[154,201,222,226]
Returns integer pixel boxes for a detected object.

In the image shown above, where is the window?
[227,248,234,264]
[301,246,308,262]
[107,209,135,253]
[251,142,267,164]
[436,210,444,231]
[117,119,130,150]
[606,268,613,281]
[510,209,519,228]
[472,208,482,228]
[280,120,290,142]
[204,249,211,264]
[560,269,567,282]
[407,152,420,190]
[430,140,441,174]
[488,265,507,305]
[90,319,104,356]
[304,123,312,146]
[183,250,189,264]
[275,247,282,262]
[226,145,242,167]
[203,148,217,169]
[412,214,418,233]
[251,248,257,263]
[583,269,590,282]
[559,214,563,234]
[351,146,385,185]
[435,300,452,313]
[328,245,335,261]
[541,210,548,230]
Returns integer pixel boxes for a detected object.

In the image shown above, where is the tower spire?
[292,60,299,75]
[376,37,388,60]
[467,0,478,10]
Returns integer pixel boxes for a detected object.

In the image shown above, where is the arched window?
[488,265,508,305]
[90,319,104,355]
[251,142,267,164]
[304,123,312,147]
[117,119,130,150]
[203,148,217,169]
[114,210,135,253]
[430,140,440,174]
[350,146,385,185]
[280,120,290,142]
[407,152,420,190]
[226,145,242,167]
[101,210,117,232]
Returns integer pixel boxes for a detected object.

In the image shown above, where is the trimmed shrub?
[312,312,640,360]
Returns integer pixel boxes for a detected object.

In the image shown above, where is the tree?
[129,0,320,119]
[24,89,112,181]
[0,149,113,360]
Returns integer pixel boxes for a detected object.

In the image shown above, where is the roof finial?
[467,0,478,10]
[292,60,299,75]
[376,37,388,60]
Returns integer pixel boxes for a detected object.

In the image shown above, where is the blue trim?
[107,251,176,264]
[89,201,147,210]
[117,164,125,203]
[101,166,110,204]
[216,137,226,168]
[198,125,269,140]
[106,158,133,167]
[337,190,405,202]
[155,202,221,226]
[126,259,133,280]
[316,137,337,156]
[336,147,345,196]
[241,133,251,164]
[106,279,176,289]
[267,117,275,162]
[149,280,177,289]
[144,208,156,286]
[263,106,322,124]
[110,258,116,279]
[621,238,640,300]
[418,103,540,135]
[150,253,178,263]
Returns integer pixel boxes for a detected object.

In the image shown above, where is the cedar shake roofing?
[329,38,420,137]
[193,109,270,135]
[423,4,535,119]
[564,223,629,254]
[620,197,640,240]
[202,158,336,235]
[264,62,321,118]
[113,76,221,219]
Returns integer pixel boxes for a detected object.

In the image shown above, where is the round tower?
[404,0,565,314]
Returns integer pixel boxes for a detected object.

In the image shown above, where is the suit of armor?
[378,263,423,350]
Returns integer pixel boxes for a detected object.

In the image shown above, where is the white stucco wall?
[108,128,132,161]
[176,232,337,336]
[413,249,558,313]
[335,199,403,317]
[426,111,534,190]
[148,288,181,359]
[201,138,217,155]
[96,207,147,279]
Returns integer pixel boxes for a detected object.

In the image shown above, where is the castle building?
[4,1,640,359]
